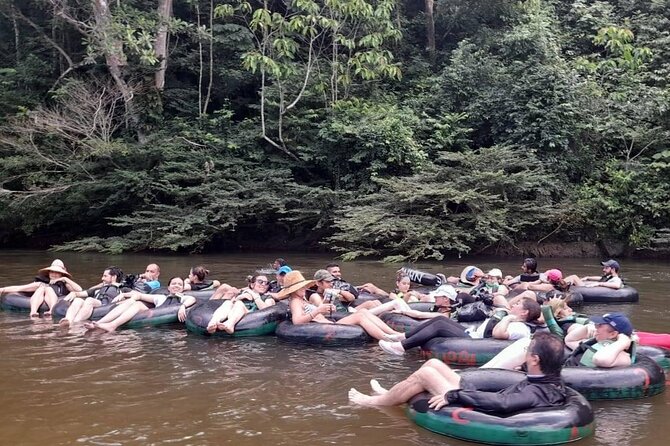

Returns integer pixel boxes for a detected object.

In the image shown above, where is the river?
[0,250,668,445]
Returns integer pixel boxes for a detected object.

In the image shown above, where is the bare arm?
[289,297,333,325]
[401,309,447,320]
[178,296,197,322]
[592,335,632,367]
[59,277,83,292]
[491,315,517,340]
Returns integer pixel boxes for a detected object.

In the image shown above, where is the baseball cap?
[429,285,458,301]
[546,269,562,282]
[487,268,503,278]
[590,312,633,336]
[313,269,336,282]
[601,259,620,272]
[277,266,293,276]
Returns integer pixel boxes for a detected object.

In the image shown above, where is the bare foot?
[59,318,70,327]
[348,388,377,406]
[30,313,39,318]
[83,322,98,330]
[221,321,235,334]
[94,322,116,333]
[206,324,217,334]
[370,379,388,395]
[44,310,52,317]
[216,321,228,332]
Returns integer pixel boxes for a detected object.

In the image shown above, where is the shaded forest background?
[0,0,668,261]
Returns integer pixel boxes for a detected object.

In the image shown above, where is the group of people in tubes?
[0,256,658,416]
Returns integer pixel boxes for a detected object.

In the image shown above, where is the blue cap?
[601,259,620,272]
[590,312,633,336]
[277,266,292,276]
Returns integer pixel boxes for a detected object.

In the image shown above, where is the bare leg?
[349,359,461,406]
[71,298,101,323]
[370,379,388,395]
[366,299,410,316]
[355,300,382,310]
[220,302,249,334]
[207,300,234,333]
[61,298,85,326]
[29,286,47,317]
[43,287,59,316]
[209,284,239,300]
[338,311,400,340]
[481,337,530,369]
[358,310,403,335]
[94,300,135,324]
[94,302,147,332]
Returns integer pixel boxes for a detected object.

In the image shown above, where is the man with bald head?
[137,263,161,291]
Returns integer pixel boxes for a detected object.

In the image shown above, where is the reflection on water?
[0,250,668,445]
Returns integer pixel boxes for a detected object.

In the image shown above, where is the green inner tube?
[407,387,594,445]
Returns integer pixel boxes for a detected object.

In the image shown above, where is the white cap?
[487,268,503,278]
[429,285,458,300]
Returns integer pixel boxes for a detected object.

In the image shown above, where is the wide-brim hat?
[38,259,71,278]
[459,266,483,285]
[276,271,316,299]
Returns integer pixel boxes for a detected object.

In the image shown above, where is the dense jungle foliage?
[0,0,668,260]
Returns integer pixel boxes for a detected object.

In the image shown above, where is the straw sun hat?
[276,271,316,299]
[38,259,71,279]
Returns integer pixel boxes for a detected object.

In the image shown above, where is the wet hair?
[547,297,567,318]
[521,298,541,322]
[523,258,538,274]
[106,266,123,282]
[529,332,565,376]
[247,274,268,286]
[168,276,184,287]
[396,271,410,282]
[190,265,210,282]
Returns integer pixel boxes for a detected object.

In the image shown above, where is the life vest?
[565,338,636,367]
[519,273,540,282]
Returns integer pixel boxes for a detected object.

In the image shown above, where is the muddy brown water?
[1,250,668,445]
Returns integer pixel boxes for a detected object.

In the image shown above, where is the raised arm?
[592,334,632,367]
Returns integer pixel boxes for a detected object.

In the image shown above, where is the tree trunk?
[154,0,172,90]
[425,0,435,55]
[12,11,20,63]
[92,0,145,142]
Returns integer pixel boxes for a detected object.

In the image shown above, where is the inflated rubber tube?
[0,293,51,313]
[380,313,424,333]
[571,286,639,303]
[400,267,443,287]
[351,292,389,306]
[562,354,665,400]
[185,300,287,337]
[635,331,670,350]
[152,287,215,302]
[407,385,594,445]
[420,337,513,367]
[275,320,370,346]
[634,345,670,371]
[119,303,184,329]
[50,298,115,322]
